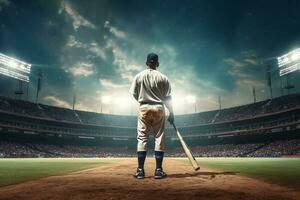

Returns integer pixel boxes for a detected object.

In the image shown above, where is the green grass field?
[0,158,116,187]
[177,157,300,189]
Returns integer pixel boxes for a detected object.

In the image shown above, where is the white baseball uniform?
[130,68,171,152]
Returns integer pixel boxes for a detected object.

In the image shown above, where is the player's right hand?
[168,112,174,125]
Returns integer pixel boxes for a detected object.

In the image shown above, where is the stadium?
[0,93,300,158]
[0,92,300,199]
[1,0,300,200]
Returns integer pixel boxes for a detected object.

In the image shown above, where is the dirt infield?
[0,158,298,200]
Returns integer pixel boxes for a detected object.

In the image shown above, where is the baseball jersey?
[129,69,171,104]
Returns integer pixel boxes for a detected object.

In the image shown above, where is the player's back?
[133,69,171,104]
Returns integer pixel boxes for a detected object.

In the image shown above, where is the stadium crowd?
[0,93,300,126]
[0,142,135,158]
[0,139,299,158]
[167,143,264,157]
[0,94,299,159]
[247,139,300,157]
[0,142,42,157]
[214,94,300,123]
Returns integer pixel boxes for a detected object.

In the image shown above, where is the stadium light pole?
[266,65,273,99]
[26,82,29,101]
[285,74,294,95]
[252,86,256,103]
[35,69,42,104]
[15,80,24,99]
[280,77,284,96]
[72,94,76,110]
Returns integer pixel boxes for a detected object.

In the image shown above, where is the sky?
[0,0,300,115]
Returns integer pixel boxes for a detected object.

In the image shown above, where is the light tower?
[72,93,76,110]
[218,96,222,110]
[277,48,300,94]
[252,86,256,103]
[0,53,31,99]
[35,68,43,104]
[266,65,273,99]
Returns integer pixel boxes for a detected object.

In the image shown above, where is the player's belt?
[140,102,163,106]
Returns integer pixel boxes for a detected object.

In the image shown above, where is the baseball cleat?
[134,168,145,179]
[154,168,167,179]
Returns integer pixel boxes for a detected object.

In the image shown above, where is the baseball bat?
[173,124,200,171]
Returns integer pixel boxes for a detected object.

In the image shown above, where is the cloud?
[63,18,228,113]
[99,79,129,89]
[224,58,245,68]
[225,58,265,87]
[169,65,224,95]
[105,38,142,81]
[222,56,266,106]
[66,62,94,77]
[220,76,266,108]
[59,14,266,113]
[150,44,178,58]
[149,43,224,95]
[224,57,259,79]
[66,35,107,60]
[236,78,264,88]
[44,96,71,108]
[88,42,107,60]
[66,35,87,48]
[224,52,260,77]
[223,52,261,80]
[166,63,225,111]
[102,21,139,81]
[244,58,259,65]
[104,21,126,39]
[59,0,96,31]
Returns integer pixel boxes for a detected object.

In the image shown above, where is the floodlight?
[101,96,112,104]
[279,63,300,76]
[185,95,196,104]
[292,51,300,61]
[172,95,185,108]
[8,60,18,68]
[114,96,132,107]
[0,53,31,82]
[0,66,29,82]
[277,48,300,76]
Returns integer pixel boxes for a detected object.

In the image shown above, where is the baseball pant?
[137,104,165,152]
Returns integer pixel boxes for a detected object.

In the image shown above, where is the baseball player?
[129,53,174,179]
